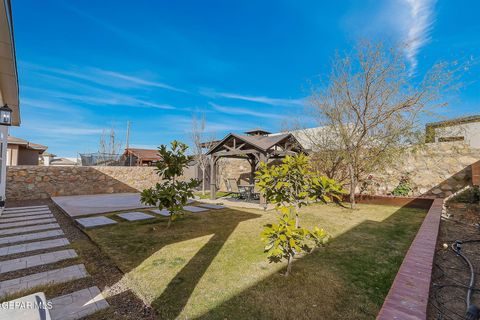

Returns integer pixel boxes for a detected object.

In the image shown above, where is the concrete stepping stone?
[0,264,89,298]
[150,209,171,216]
[183,206,209,213]
[0,249,78,274]
[198,203,227,209]
[0,223,61,236]
[0,229,64,246]
[0,292,51,320]
[1,210,52,218]
[4,205,49,212]
[49,286,109,320]
[0,238,70,257]
[0,218,57,230]
[75,216,117,229]
[0,214,54,223]
[116,212,155,221]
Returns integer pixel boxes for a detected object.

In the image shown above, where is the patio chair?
[224,179,232,192]
[252,183,261,200]
[227,178,246,199]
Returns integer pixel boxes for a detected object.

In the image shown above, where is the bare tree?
[191,114,216,195]
[98,127,123,165]
[306,41,461,208]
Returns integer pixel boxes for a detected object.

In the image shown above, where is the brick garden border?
[376,198,444,320]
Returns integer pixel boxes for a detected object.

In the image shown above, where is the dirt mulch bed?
[4,199,156,320]
[428,204,480,320]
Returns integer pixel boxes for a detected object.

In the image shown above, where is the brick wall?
[6,166,194,200]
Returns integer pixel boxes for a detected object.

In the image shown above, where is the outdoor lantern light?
[0,105,12,126]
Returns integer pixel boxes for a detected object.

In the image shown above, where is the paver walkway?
[0,229,63,245]
[0,213,54,223]
[0,205,110,319]
[0,249,78,274]
[49,286,109,320]
[0,264,88,298]
[0,238,70,257]
[3,205,49,212]
[0,218,57,229]
[151,209,170,216]
[0,209,52,218]
[0,223,61,236]
[76,216,118,229]
[183,205,209,213]
[116,212,155,221]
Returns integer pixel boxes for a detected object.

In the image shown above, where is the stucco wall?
[218,142,480,198]
[6,166,193,200]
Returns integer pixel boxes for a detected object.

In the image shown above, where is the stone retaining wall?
[218,142,480,198]
[6,166,172,200]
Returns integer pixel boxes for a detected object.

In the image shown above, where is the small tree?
[191,114,216,195]
[141,141,200,228]
[256,154,345,276]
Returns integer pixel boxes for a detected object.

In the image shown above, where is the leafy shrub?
[392,175,413,196]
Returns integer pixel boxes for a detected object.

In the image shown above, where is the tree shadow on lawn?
[193,204,429,320]
[88,207,262,319]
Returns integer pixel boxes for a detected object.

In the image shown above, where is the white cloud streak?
[403,0,436,71]
[209,102,284,119]
[98,70,188,93]
[202,89,305,107]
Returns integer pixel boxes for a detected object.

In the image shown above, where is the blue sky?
[10,0,480,157]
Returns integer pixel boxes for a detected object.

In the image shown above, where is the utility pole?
[125,121,131,150]
[125,121,132,166]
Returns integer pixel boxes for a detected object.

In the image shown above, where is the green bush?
[392,175,413,197]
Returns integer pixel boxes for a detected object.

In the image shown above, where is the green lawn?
[86,203,426,319]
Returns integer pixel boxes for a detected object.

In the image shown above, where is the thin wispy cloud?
[23,86,175,110]
[202,89,305,107]
[22,62,187,94]
[98,70,188,93]
[403,0,436,71]
[209,102,284,119]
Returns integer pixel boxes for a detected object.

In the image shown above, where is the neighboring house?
[42,152,78,166]
[123,148,162,166]
[0,0,20,208]
[50,157,78,166]
[426,115,480,148]
[7,136,48,165]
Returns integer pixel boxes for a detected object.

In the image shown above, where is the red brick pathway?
[377,198,443,320]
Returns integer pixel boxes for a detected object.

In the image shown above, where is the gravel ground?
[428,203,480,320]
[3,199,156,320]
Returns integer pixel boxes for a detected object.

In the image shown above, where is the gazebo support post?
[210,156,217,200]
[248,157,256,184]
[258,153,267,207]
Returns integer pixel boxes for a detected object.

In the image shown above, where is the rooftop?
[7,136,48,152]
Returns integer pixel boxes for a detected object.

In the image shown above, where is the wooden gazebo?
[207,129,305,204]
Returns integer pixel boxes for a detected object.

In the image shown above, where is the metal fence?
[79,153,125,166]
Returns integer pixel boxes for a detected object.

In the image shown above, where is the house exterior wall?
[17,148,40,165]
[432,122,480,148]
[6,145,18,166]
